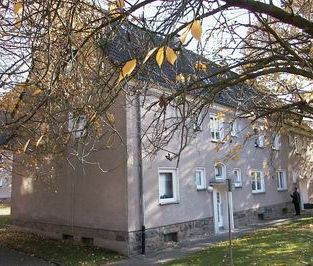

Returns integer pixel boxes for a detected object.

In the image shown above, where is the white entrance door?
[216,192,224,228]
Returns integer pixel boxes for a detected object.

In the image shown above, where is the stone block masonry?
[11,202,294,256]
[11,219,130,255]
[128,217,215,255]
[233,202,294,228]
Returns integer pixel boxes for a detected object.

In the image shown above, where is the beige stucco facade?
[11,92,313,255]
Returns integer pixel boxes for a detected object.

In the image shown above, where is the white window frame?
[255,134,265,148]
[215,163,226,180]
[233,168,242,187]
[195,167,206,190]
[230,119,239,137]
[272,134,281,150]
[158,167,179,205]
[251,171,265,193]
[192,113,204,132]
[294,136,301,154]
[277,170,287,191]
[210,114,224,142]
[68,113,87,138]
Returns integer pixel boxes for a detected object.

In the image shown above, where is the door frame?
[216,191,224,227]
[213,186,234,233]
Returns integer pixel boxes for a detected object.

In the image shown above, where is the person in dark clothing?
[290,187,301,215]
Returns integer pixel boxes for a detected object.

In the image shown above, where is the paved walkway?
[105,216,308,266]
[0,247,54,266]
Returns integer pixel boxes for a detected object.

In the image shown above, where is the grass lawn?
[0,203,123,265]
[168,217,313,266]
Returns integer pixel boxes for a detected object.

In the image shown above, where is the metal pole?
[136,94,145,254]
[227,179,233,266]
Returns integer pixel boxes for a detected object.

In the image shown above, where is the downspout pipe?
[135,93,145,254]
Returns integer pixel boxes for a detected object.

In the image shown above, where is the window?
[230,119,239,137]
[233,168,242,187]
[251,171,265,193]
[0,155,3,164]
[68,113,87,138]
[272,134,281,150]
[277,171,287,191]
[195,168,206,190]
[255,134,265,148]
[0,178,3,187]
[210,115,224,142]
[192,113,203,132]
[215,163,226,180]
[164,232,178,242]
[159,168,179,204]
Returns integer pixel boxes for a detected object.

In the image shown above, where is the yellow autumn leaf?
[166,47,177,65]
[176,73,185,83]
[117,59,137,83]
[194,61,207,71]
[15,18,22,28]
[32,88,42,96]
[156,47,165,67]
[14,2,23,15]
[191,20,202,41]
[36,135,44,147]
[303,92,313,103]
[179,25,191,44]
[106,112,115,124]
[23,139,30,152]
[109,2,117,12]
[122,59,136,77]
[116,0,125,8]
[143,47,157,64]
[109,2,120,18]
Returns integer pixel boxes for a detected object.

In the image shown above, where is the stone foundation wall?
[233,202,294,227]
[12,202,295,256]
[12,218,214,256]
[12,219,129,255]
[128,217,215,255]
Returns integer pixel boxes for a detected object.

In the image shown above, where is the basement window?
[164,232,178,242]
[62,234,73,241]
[81,237,94,246]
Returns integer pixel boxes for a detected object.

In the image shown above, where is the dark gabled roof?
[100,23,260,109]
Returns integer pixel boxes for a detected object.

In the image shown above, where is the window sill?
[234,185,242,188]
[252,191,266,194]
[211,139,225,144]
[277,188,288,192]
[255,146,265,149]
[159,200,179,206]
[196,187,207,191]
[272,148,280,151]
